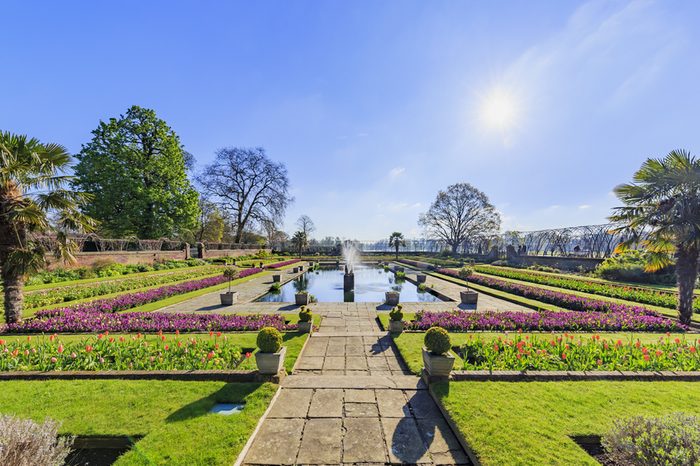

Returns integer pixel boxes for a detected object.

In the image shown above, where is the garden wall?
[46,248,267,269]
[506,254,603,272]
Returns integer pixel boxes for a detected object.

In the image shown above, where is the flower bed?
[0,333,246,371]
[34,267,262,315]
[6,311,295,334]
[458,333,700,371]
[406,310,686,332]
[474,265,692,312]
[14,266,224,310]
[263,259,300,269]
[437,269,660,316]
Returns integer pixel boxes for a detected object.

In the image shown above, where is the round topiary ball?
[223,267,239,280]
[298,306,312,322]
[257,327,282,353]
[424,326,451,355]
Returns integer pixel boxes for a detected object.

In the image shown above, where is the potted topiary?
[295,290,310,306]
[422,326,455,380]
[388,305,404,333]
[297,306,313,333]
[458,266,478,305]
[385,291,400,306]
[255,327,286,375]
[220,267,239,305]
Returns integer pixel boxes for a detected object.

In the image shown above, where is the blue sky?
[3,0,700,240]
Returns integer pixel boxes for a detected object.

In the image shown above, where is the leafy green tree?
[610,149,700,324]
[388,232,405,259]
[0,132,95,323]
[195,199,225,243]
[73,106,199,239]
[291,231,308,258]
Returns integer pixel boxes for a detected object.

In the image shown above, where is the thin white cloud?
[578,204,591,210]
[388,167,406,179]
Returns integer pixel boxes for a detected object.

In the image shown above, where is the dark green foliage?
[256,327,282,353]
[595,250,675,284]
[298,306,312,322]
[424,327,450,354]
[602,413,700,465]
[73,106,199,239]
[389,305,403,322]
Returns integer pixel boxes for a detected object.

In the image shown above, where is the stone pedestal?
[385,291,400,306]
[343,273,354,291]
[422,348,455,382]
[460,290,478,305]
[255,346,286,375]
[220,291,238,306]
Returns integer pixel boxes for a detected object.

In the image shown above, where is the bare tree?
[419,183,500,254]
[197,147,293,243]
[296,214,316,239]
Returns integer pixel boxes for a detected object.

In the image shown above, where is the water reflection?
[257,265,442,303]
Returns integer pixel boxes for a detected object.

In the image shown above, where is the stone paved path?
[392,262,530,312]
[240,304,471,465]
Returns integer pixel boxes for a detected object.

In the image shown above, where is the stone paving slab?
[282,375,425,390]
[243,417,304,465]
[297,418,343,464]
[342,417,388,464]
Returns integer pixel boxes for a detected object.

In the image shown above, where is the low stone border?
[451,370,700,382]
[428,383,482,466]
[0,370,283,383]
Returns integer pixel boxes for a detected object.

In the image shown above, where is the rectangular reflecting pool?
[256,265,443,303]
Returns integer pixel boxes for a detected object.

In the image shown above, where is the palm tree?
[388,232,406,260]
[291,230,308,258]
[610,149,700,325]
[0,132,95,323]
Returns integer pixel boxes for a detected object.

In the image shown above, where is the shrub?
[458,266,474,282]
[417,283,427,291]
[490,259,509,266]
[298,306,312,322]
[527,264,559,273]
[257,327,282,353]
[0,415,74,466]
[424,327,451,355]
[389,305,403,322]
[269,283,282,292]
[395,271,406,279]
[602,413,700,466]
[595,250,675,284]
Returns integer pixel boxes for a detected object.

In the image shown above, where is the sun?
[478,88,519,131]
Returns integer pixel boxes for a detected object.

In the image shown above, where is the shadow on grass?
[165,383,261,423]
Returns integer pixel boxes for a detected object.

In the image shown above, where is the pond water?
[256,265,442,303]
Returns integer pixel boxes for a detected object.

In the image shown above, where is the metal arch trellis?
[503,223,639,258]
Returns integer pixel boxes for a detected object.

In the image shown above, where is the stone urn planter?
[219,291,238,306]
[295,292,310,306]
[272,274,281,283]
[385,291,400,306]
[389,320,404,333]
[422,348,455,378]
[299,265,304,271]
[416,274,427,284]
[292,267,299,273]
[422,327,454,381]
[298,321,312,333]
[298,307,313,333]
[460,290,478,305]
[256,327,286,375]
[394,266,405,273]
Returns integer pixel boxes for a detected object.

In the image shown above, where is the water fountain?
[342,242,358,291]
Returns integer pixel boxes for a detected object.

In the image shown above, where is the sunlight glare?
[479,88,519,131]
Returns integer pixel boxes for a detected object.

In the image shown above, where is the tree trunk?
[395,246,399,260]
[676,247,699,325]
[1,266,24,324]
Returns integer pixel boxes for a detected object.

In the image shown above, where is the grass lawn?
[0,331,310,373]
[433,381,700,465]
[384,325,689,375]
[0,379,276,465]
